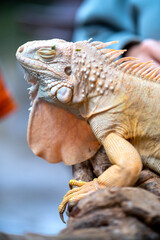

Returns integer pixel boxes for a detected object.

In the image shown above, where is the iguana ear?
[27,99,100,165]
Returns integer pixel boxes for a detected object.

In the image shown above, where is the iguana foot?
[59,178,104,223]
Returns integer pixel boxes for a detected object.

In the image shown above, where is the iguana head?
[16,39,76,105]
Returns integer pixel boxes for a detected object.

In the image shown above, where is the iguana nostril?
[19,46,24,53]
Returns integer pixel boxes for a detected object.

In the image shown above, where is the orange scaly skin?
[16,39,160,223]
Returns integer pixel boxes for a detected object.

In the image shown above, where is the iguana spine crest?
[90,40,160,82]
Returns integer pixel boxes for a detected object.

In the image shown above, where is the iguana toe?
[69,179,86,189]
[59,179,104,223]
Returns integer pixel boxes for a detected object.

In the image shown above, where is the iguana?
[16,38,160,222]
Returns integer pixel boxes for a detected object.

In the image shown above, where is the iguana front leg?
[98,133,142,187]
[59,133,142,222]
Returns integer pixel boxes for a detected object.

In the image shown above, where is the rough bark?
[59,186,160,240]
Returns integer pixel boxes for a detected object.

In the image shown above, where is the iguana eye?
[38,48,56,62]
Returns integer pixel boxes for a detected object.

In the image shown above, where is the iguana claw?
[59,212,66,224]
[59,202,67,224]
[58,179,86,223]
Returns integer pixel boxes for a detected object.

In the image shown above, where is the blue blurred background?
[0,0,82,235]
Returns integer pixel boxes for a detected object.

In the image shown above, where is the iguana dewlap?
[16,38,160,221]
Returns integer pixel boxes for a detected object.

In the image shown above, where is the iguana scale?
[16,38,160,222]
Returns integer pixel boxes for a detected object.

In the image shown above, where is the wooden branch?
[60,186,160,240]
[1,147,160,240]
